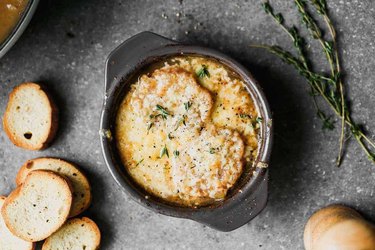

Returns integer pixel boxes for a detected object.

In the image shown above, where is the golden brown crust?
[1,185,24,239]
[1,170,72,242]
[2,82,59,151]
[15,157,92,217]
[40,84,59,150]
[304,205,364,250]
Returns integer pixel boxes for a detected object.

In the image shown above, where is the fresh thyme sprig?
[147,105,171,132]
[253,0,375,165]
[155,104,170,119]
[197,65,210,78]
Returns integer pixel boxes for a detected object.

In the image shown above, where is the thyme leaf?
[256,117,263,123]
[168,132,174,140]
[174,115,187,131]
[173,150,180,157]
[239,114,252,119]
[156,104,169,115]
[197,65,210,78]
[317,110,335,130]
[209,148,216,154]
[184,101,192,111]
[160,145,169,158]
[155,104,171,120]
[147,122,154,133]
[136,159,144,167]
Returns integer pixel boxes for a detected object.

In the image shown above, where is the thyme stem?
[254,0,375,165]
[309,0,346,165]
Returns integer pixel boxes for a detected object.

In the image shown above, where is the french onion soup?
[115,56,260,206]
[0,0,29,45]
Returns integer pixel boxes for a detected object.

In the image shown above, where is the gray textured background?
[1,0,375,249]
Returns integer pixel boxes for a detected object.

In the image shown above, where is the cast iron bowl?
[0,0,39,59]
[100,32,273,232]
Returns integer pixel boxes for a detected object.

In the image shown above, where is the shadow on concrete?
[70,158,114,250]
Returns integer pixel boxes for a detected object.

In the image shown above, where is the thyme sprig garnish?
[197,65,210,78]
[184,101,192,111]
[256,117,263,123]
[135,159,144,167]
[147,105,171,132]
[174,114,187,131]
[239,114,263,129]
[175,102,191,131]
[253,0,375,165]
[155,104,171,120]
[160,145,169,158]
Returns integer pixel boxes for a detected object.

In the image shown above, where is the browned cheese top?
[116,56,260,206]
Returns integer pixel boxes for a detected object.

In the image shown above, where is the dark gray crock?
[100,31,273,232]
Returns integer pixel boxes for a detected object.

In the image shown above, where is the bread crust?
[42,217,101,250]
[16,157,92,217]
[0,196,35,250]
[2,82,59,150]
[304,205,363,250]
[1,170,72,242]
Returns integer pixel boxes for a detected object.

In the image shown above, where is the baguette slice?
[16,158,91,217]
[3,82,58,150]
[0,196,35,250]
[42,217,101,250]
[1,170,72,242]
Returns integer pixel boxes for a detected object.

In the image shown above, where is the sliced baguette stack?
[2,170,73,242]
[2,83,101,249]
[1,158,100,250]
[16,158,92,217]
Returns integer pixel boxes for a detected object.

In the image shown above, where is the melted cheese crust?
[116,56,259,206]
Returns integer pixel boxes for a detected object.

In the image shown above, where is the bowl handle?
[104,31,178,93]
[190,170,268,232]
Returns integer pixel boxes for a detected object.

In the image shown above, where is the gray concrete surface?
[1,0,375,249]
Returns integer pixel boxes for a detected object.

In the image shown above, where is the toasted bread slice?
[42,217,101,250]
[1,170,72,242]
[0,196,35,250]
[3,82,58,150]
[16,158,91,217]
